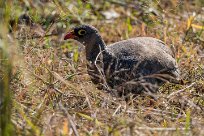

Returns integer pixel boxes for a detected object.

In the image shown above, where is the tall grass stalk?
[0,1,14,136]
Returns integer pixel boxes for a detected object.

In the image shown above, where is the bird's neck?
[85,35,106,62]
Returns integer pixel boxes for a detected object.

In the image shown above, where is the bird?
[64,24,180,96]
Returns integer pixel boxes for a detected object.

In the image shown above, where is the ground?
[0,0,204,136]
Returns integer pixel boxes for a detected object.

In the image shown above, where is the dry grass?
[1,0,204,135]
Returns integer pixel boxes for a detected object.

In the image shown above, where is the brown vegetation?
[1,0,204,135]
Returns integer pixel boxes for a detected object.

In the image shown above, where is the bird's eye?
[78,29,87,35]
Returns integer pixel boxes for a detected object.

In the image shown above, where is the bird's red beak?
[64,30,77,40]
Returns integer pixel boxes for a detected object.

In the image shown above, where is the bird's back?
[101,37,179,93]
[106,37,177,73]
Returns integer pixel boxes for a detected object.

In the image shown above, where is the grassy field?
[1,0,204,135]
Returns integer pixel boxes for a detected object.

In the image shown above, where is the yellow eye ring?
[78,29,86,35]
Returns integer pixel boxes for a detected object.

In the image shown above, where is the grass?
[0,1,14,136]
[0,0,204,135]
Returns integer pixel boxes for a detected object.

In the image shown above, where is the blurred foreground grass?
[1,0,204,135]
[0,1,14,136]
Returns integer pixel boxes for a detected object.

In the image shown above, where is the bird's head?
[64,25,100,46]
